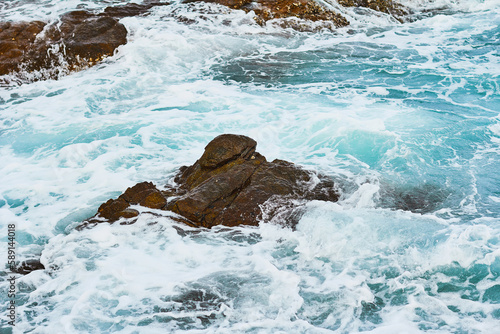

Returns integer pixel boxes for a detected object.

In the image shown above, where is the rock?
[199,134,256,168]
[0,11,127,79]
[0,2,169,80]
[182,157,338,227]
[0,21,47,76]
[337,0,411,21]
[92,181,167,223]
[184,0,350,30]
[186,0,413,28]
[100,2,170,18]
[12,259,45,275]
[378,182,450,214]
[85,134,338,229]
[46,11,128,67]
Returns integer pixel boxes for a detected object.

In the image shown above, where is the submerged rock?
[85,134,338,229]
[0,2,168,80]
[12,259,45,275]
[378,182,450,214]
[100,2,171,18]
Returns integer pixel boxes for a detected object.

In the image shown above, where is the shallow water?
[1,0,500,333]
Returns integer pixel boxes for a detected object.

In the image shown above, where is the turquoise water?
[1,0,499,333]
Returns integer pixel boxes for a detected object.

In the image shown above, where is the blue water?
[1,0,500,333]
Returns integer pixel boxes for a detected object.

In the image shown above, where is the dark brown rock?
[101,2,171,18]
[337,0,411,21]
[169,136,339,227]
[0,21,47,76]
[199,134,256,168]
[121,181,168,209]
[200,0,253,9]
[84,134,338,229]
[169,156,264,227]
[12,259,45,275]
[248,0,348,25]
[0,13,127,79]
[184,0,350,30]
[51,11,128,65]
[186,0,413,28]
[0,11,127,79]
[97,197,134,222]
[91,181,167,224]
[209,158,338,227]
[0,2,170,80]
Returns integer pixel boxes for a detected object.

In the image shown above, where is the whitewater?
[1,0,499,332]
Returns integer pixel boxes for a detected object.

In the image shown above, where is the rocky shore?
[0,3,168,81]
[184,0,350,29]
[82,134,339,229]
[337,0,410,21]
[0,0,412,82]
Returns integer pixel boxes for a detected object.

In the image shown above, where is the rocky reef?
[1,1,415,82]
[83,134,338,229]
[185,0,350,29]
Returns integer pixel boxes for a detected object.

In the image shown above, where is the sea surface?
[1,0,500,333]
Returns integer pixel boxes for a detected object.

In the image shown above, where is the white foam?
[1,0,500,332]
[400,0,500,12]
[367,87,390,96]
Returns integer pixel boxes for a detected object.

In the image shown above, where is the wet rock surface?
[186,0,412,28]
[337,0,411,21]
[86,134,338,229]
[1,1,414,81]
[378,182,450,214]
[0,12,125,79]
[100,2,170,18]
[185,0,350,29]
[0,21,46,76]
[11,259,45,275]
[95,181,167,223]
[0,2,169,80]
